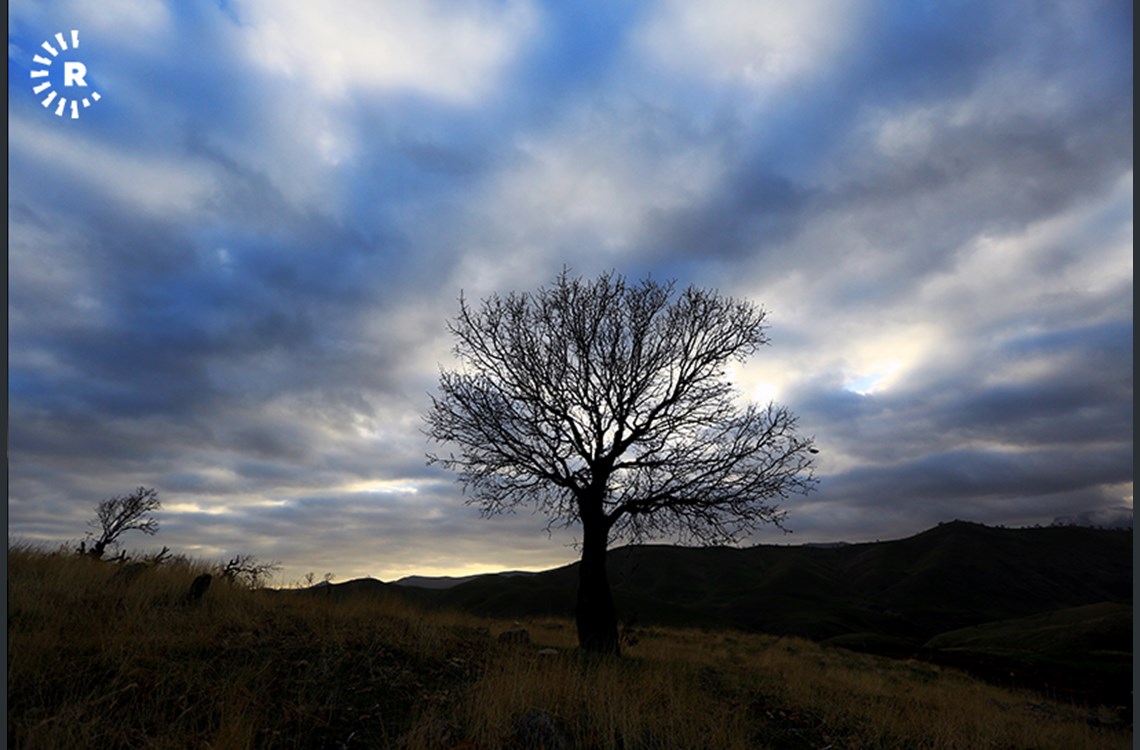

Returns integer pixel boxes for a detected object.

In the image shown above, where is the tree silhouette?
[426,270,818,654]
[83,487,161,559]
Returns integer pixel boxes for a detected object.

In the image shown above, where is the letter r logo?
[63,61,88,87]
[29,29,103,118]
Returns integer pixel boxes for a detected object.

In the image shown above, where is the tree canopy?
[427,270,817,544]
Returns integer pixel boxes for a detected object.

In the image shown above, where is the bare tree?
[84,487,162,560]
[220,554,281,588]
[426,270,818,655]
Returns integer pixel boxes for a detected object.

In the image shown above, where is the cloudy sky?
[8,1,1132,585]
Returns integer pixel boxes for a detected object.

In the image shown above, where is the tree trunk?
[575,513,620,656]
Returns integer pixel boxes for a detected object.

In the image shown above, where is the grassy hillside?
[8,544,1131,749]
[923,601,1132,700]
[411,522,1132,644]
[926,602,1132,656]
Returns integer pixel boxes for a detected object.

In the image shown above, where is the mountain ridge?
[392,570,536,590]
[373,520,1132,645]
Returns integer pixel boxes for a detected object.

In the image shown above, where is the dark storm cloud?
[643,0,1132,279]
[781,312,1132,539]
[831,446,1132,507]
[796,319,1134,454]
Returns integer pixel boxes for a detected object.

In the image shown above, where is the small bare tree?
[220,554,281,588]
[426,270,818,655]
[83,487,161,560]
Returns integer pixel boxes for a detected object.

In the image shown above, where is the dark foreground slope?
[400,521,1131,645]
[11,544,1131,749]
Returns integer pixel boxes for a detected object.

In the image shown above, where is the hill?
[925,601,1133,656]
[392,570,536,590]
[395,521,1131,644]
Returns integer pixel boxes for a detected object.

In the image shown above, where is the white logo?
[29,30,102,119]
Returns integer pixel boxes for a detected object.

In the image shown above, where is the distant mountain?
[393,570,536,590]
[393,574,481,590]
[1051,505,1133,529]
[397,521,1132,645]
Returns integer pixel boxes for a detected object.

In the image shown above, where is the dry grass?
[627,626,1130,749]
[8,544,1131,749]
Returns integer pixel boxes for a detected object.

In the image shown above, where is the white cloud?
[463,105,724,290]
[634,0,863,89]
[9,114,217,218]
[8,0,170,40]
[915,171,1134,329]
[236,0,538,104]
